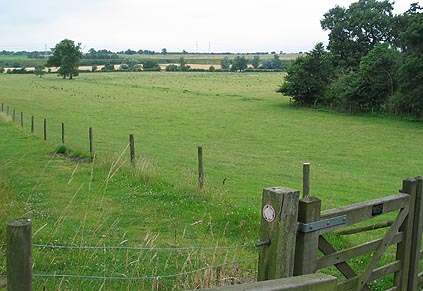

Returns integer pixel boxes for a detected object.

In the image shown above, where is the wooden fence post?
[12,109,15,121]
[31,116,34,134]
[303,163,310,198]
[21,112,24,128]
[257,186,299,281]
[394,178,417,291]
[6,106,9,115]
[294,196,321,276]
[129,134,135,166]
[89,127,94,159]
[1,103,3,112]
[43,118,47,140]
[61,123,65,145]
[198,146,204,189]
[407,177,423,291]
[7,218,32,291]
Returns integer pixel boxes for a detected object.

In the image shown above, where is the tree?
[355,43,400,111]
[34,65,45,78]
[178,56,190,71]
[47,39,83,79]
[252,55,261,69]
[321,0,395,68]
[261,55,283,70]
[231,56,248,72]
[142,59,161,71]
[221,56,230,70]
[161,48,167,55]
[394,9,423,117]
[121,57,138,70]
[277,43,334,106]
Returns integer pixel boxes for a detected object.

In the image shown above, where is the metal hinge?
[297,215,347,233]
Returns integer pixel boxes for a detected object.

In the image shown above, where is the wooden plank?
[317,232,403,270]
[318,236,372,291]
[294,196,321,276]
[337,277,359,291]
[359,204,409,288]
[257,187,299,281]
[320,194,409,233]
[189,273,337,291]
[417,271,423,287]
[337,220,393,235]
[368,260,401,281]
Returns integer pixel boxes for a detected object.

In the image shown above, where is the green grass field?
[1,72,423,290]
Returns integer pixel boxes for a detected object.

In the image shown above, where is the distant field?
[1,72,423,208]
[1,72,423,290]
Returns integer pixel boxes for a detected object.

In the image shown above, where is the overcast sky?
[0,0,419,53]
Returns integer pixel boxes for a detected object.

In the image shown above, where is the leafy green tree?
[102,63,115,71]
[220,56,231,70]
[34,65,45,78]
[178,56,190,71]
[165,64,178,71]
[355,43,400,111]
[231,56,248,72]
[394,9,423,117]
[121,57,138,71]
[142,59,161,71]
[321,0,395,68]
[47,39,83,79]
[252,55,260,69]
[261,55,283,70]
[161,48,167,55]
[277,43,334,106]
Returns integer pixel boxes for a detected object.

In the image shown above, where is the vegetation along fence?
[0,103,207,189]
[5,170,423,291]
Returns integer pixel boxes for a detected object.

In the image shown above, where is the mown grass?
[1,72,423,290]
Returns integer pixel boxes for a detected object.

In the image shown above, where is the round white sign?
[263,205,275,223]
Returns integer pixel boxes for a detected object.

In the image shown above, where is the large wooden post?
[407,177,423,291]
[394,178,417,290]
[294,196,321,275]
[257,186,299,281]
[7,218,32,291]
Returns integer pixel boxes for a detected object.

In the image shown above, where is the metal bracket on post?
[297,215,347,233]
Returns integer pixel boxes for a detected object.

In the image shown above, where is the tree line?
[278,0,423,119]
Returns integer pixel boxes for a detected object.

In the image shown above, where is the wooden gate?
[258,177,423,291]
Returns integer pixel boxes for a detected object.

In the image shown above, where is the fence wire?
[31,242,254,251]
[32,257,257,281]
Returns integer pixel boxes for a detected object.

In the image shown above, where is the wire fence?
[32,258,257,281]
[1,239,257,288]
[31,242,254,251]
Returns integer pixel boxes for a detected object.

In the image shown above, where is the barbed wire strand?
[32,257,257,281]
[31,242,254,251]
